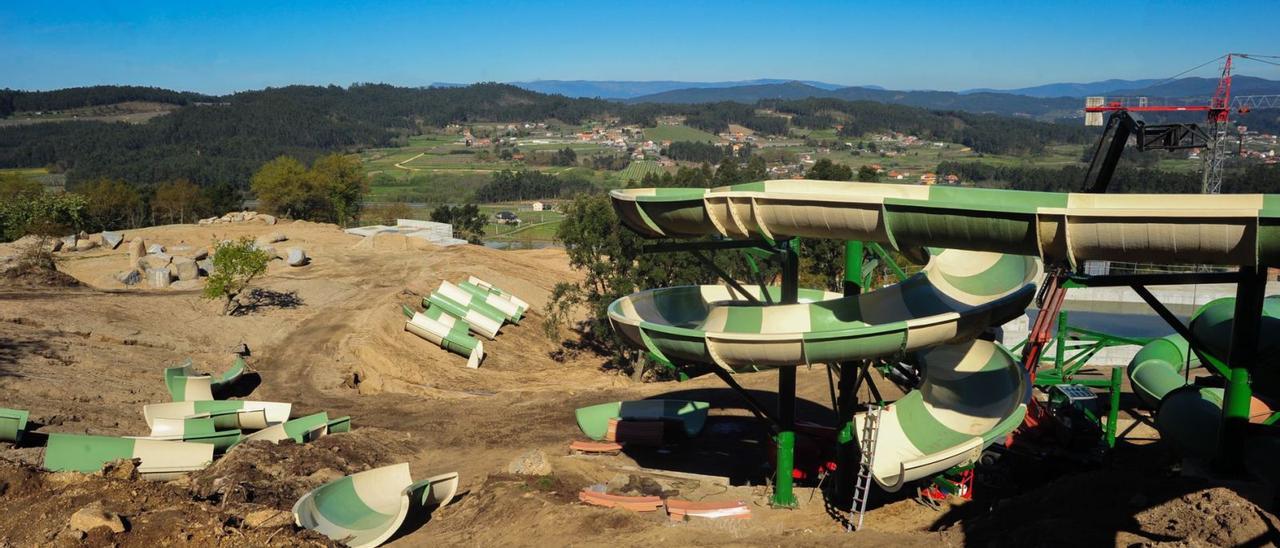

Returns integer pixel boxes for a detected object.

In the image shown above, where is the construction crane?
[1083,53,1280,193]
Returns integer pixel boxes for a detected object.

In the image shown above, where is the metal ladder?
[848,403,882,531]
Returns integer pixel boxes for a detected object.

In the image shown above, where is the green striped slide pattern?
[0,408,29,443]
[854,339,1029,491]
[436,280,513,325]
[402,305,484,368]
[163,356,248,402]
[44,433,214,479]
[423,289,504,340]
[456,280,523,322]
[144,400,291,429]
[610,180,1280,267]
[292,463,459,548]
[140,416,242,452]
[243,412,331,444]
[607,249,1038,373]
[466,276,529,312]
[575,400,711,441]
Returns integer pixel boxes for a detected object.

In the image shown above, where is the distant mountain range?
[962,79,1164,98]
[460,79,855,99]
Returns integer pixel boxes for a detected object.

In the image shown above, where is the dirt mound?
[946,468,1280,547]
[0,242,80,287]
[0,457,332,546]
[185,428,416,509]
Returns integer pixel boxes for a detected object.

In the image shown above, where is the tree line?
[473,170,595,202]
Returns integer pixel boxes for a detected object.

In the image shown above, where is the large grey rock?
[147,243,165,255]
[256,245,280,259]
[264,232,287,244]
[286,248,307,266]
[139,254,172,270]
[115,270,141,286]
[172,257,199,281]
[190,248,209,261]
[101,231,123,249]
[506,449,552,476]
[260,214,277,226]
[74,239,98,252]
[147,268,172,288]
[127,238,146,264]
[61,234,78,250]
[197,259,214,276]
[69,501,125,534]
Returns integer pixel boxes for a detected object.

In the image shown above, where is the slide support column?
[1220,265,1266,471]
[772,238,800,508]
[834,241,863,504]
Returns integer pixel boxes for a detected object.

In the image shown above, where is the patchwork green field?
[617,160,666,182]
[641,124,719,143]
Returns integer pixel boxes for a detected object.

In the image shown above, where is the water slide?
[608,179,1280,491]
[1127,296,1279,460]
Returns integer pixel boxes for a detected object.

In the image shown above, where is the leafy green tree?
[430,204,486,244]
[251,156,315,219]
[309,153,368,226]
[77,178,143,231]
[857,165,881,182]
[152,179,209,224]
[806,158,853,181]
[551,147,578,167]
[0,175,86,241]
[203,237,271,315]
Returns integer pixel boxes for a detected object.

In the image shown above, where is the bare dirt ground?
[1,218,1278,546]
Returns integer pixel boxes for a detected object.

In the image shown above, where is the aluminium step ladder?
[848,403,882,531]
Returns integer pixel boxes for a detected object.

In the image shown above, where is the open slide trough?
[292,463,458,548]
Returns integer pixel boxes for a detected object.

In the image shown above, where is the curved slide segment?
[608,249,1038,372]
[292,463,458,548]
[1127,297,1280,460]
[466,276,530,314]
[0,408,28,443]
[856,339,1029,491]
[611,180,1280,267]
[402,305,484,368]
[143,400,292,430]
[164,357,247,402]
[575,400,711,441]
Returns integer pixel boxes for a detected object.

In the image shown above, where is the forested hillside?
[0,85,215,116]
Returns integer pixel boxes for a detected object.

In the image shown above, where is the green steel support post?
[1106,367,1122,448]
[1220,265,1267,471]
[772,239,800,508]
[1054,311,1068,372]
[834,241,864,504]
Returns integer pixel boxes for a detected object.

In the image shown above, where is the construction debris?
[346,218,467,247]
[569,441,623,454]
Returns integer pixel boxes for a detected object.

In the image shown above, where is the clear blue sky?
[4,0,1279,94]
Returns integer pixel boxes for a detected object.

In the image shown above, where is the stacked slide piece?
[164,357,247,401]
[0,408,29,443]
[405,278,527,367]
[292,463,458,548]
[575,400,711,443]
[139,416,242,452]
[44,433,214,480]
[402,305,484,368]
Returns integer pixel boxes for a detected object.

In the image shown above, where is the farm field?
[617,160,666,182]
[641,124,719,143]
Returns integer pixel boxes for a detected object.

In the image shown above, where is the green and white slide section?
[44,433,214,479]
[1128,296,1280,460]
[401,304,484,368]
[454,280,523,323]
[144,400,292,429]
[575,400,711,441]
[608,249,1038,372]
[610,180,1280,268]
[424,284,505,340]
[243,411,333,444]
[465,276,529,315]
[292,462,459,548]
[163,356,248,401]
[135,416,242,452]
[0,408,29,443]
[855,339,1029,491]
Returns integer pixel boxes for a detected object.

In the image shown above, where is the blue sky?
[3,0,1279,94]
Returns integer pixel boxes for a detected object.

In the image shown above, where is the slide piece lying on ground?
[575,400,711,441]
[608,249,1038,372]
[424,287,504,340]
[244,412,331,444]
[666,499,751,520]
[856,339,1030,492]
[465,276,529,314]
[0,408,28,443]
[44,433,214,479]
[401,305,484,368]
[436,280,515,325]
[1127,296,1280,460]
[328,416,353,433]
[292,463,458,548]
[164,357,248,401]
[578,490,664,512]
[610,180,1280,267]
[144,400,291,429]
[455,280,523,322]
[140,417,242,452]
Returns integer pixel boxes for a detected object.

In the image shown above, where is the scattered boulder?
[50,239,64,252]
[101,231,123,249]
[506,449,552,476]
[127,238,146,264]
[74,239,98,252]
[256,245,280,259]
[60,234,77,250]
[261,214,277,226]
[261,232,287,244]
[190,248,209,261]
[197,259,214,276]
[147,243,165,255]
[286,248,307,266]
[115,270,141,286]
[147,268,172,289]
[68,501,126,534]
[172,257,199,281]
[139,254,172,270]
